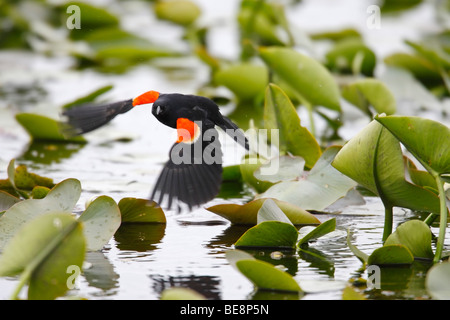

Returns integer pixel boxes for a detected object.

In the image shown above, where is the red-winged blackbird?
[62,90,249,211]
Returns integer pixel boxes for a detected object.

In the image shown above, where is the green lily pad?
[375,115,450,175]
[342,78,396,116]
[154,0,201,26]
[15,113,86,143]
[384,220,434,260]
[346,229,369,264]
[214,63,268,101]
[118,198,166,223]
[160,287,206,300]
[259,146,357,211]
[62,84,114,110]
[63,1,119,40]
[240,155,275,193]
[0,213,85,300]
[226,250,302,293]
[426,261,450,300]
[297,218,336,246]
[264,84,322,168]
[259,47,341,111]
[367,244,414,266]
[235,221,298,250]
[79,196,122,251]
[254,155,306,184]
[0,178,81,249]
[384,53,442,86]
[0,191,20,212]
[325,38,376,76]
[332,120,441,215]
[206,198,319,226]
[0,159,55,199]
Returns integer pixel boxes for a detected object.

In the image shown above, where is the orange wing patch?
[176,118,200,143]
[132,90,160,107]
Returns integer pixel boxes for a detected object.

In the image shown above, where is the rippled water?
[0,0,449,300]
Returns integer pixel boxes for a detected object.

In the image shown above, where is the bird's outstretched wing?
[150,128,223,211]
[61,99,134,136]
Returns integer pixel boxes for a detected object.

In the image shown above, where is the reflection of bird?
[62,90,249,211]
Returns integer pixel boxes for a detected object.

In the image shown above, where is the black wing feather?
[62,99,133,136]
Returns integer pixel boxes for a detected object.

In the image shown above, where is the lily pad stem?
[433,173,448,263]
[382,204,393,243]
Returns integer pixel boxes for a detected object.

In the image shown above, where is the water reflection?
[298,247,335,277]
[19,141,85,165]
[114,223,166,253]
[151,274,221,300]
[83,252,120,294]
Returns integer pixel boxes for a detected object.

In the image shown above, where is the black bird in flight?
[62,90,249,211]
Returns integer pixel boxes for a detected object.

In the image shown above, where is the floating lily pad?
[118,198,166,223]
[160,287,206,300]
[16,113,86,143]
[384,219,434,260]
[426,261,450,300]
[235,221,298,250]
[259,146,357,211]
[0,178,81,249]
[0,191,20,212]
[367,245,414,266]
[254,155,305,184]
[206,198,319,226]
[79,196,122,251]
[297,218,336,247]
[226,250,302,293]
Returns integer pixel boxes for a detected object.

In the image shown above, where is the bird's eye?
[154,105,165,116]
